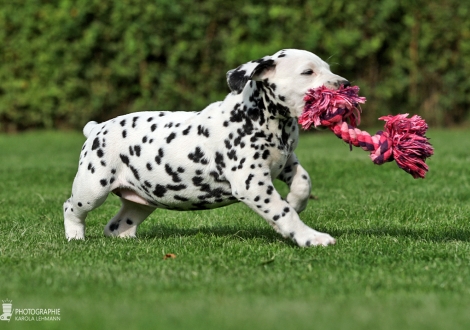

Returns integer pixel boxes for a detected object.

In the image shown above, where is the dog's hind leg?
[104,197,155,238]
[277,153,312,213]
[63,174,109,240]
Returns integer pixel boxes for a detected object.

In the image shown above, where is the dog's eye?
[301,69,314,76]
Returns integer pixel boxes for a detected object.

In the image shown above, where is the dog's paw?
[66,233,85,241]
[292,229,336,247]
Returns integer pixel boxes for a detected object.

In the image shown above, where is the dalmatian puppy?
[64,49,350,247]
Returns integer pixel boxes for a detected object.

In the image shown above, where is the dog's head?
[226,49,349,118]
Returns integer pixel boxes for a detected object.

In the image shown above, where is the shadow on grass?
[142,223,290,245]
[327,227,470,243]
[140,224,470,245]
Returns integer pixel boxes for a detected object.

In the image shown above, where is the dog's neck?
[221,80,298,153]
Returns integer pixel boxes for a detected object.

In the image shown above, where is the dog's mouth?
[298,85,366,130]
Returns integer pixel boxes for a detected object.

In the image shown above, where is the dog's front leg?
[231,171,335,247]
[277,153,312,213]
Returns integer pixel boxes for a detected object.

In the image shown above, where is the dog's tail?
[83,121,98,138]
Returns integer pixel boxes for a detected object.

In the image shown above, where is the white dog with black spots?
[64,49,350,247]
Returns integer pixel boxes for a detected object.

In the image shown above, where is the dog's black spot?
[238,158,246,169]
[227,149,237,161]
[166,132,176,143]
[153,184,167,197]
[192,176,204,186]
[262,150,270,160]
[174,195,189,201]
[215,152,226,168]
[197,125,210,137]
[120,154,130,166]
[167,184,187,191]
[130,166,140,180]
[91,137,100,150]
[245,174,254,190]
[266,185,273,195]
[126,219,133,225]
[188,147,208,164]
[182,126,192,135]
[155,148,164,165]
[100,179,108,187]
[165,163,182,183]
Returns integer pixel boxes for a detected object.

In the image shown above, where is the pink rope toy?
[298,85,434,179]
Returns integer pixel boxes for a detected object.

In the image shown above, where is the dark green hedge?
[1,0,469,131]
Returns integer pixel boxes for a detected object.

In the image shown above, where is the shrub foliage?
[1,0,469,130]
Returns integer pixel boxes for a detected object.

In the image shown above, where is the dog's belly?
[113,178,237,211]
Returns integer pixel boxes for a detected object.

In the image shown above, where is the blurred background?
[0,0,469,132]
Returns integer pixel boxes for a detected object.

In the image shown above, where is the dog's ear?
[226,56,275,94]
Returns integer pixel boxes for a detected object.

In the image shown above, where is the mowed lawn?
[0,128,469,330]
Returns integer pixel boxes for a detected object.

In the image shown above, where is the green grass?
[0,129,469,330]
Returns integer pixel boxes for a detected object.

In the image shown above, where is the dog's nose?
[340,80,351,88]
[326,79,351,89]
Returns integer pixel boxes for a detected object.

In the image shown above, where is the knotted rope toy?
[298,85,434,178]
